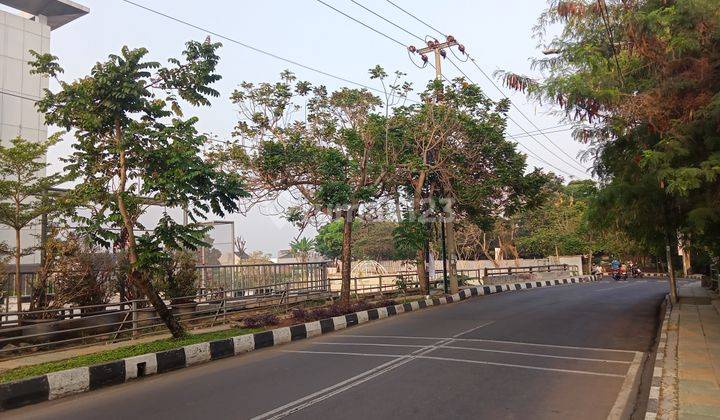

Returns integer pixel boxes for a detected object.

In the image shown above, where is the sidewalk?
[651,281,720,419]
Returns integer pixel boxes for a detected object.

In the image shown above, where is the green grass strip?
[0,327,260,383]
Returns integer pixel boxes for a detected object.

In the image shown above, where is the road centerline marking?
[312,342,632,364]
[251,322,494,420]
[340,335,637,354]
[280,350,628,378]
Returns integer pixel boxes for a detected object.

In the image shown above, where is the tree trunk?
[416,249,428,295]
[114,118,184,337]
[14,228,21,314]
[129,269,183,335]
[411,177,428,295]
[446,221,459,294]
[340,210,354,305]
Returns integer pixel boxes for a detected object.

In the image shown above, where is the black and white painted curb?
[645,295,672,420]
[0,275,598,411]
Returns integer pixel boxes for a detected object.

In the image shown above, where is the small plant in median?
[241,313,280,329]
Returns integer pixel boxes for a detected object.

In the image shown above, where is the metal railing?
[0,279,331,358]
[1,262,328,299]
[483,264,577,278]
[0,262,330,358]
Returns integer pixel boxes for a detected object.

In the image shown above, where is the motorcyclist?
[611,258,621,280]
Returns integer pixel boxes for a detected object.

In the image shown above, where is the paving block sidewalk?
[653,282,720,419]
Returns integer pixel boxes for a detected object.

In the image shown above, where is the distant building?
[276,249,326,264]
[0,0,89,264]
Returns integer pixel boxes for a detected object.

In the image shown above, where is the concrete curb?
[644,295,672,419]
[0,275,599,411]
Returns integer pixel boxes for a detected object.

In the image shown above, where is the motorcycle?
[631,267,643,278]
[612,268,628,281]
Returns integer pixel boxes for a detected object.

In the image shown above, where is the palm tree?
[289,237,315,264]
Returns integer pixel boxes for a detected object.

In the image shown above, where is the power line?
[381,0,590,173]
[315,1,581,178]
[119,0,420,104]
[349,0,424,43]
[314,0,406,48]
[0,89,40,102]
[597,0,624,86]
[446,58,586,177]
[330,1,585,177]
[383,0,445,36]
[448,61,579,176]
[508,126,574,139]
[466,58,589,173]
[507,123,573,137]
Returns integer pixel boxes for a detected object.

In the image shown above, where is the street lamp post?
[441,216,449,294]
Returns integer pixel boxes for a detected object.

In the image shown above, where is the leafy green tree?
[0,136,63,312]
[30,41,247,337]
[229,71,398,304]
[354,220,411,261]
[315,219,350,260]
[391,78,548,292]
[500,0,720,298]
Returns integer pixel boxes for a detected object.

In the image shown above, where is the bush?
[158,251,198,304]
[242,313,280,328]
[457,274,471,286]
[350,300,372,312]
[375,299,396,308]
[45,232,114,315]
[291,307,311,322]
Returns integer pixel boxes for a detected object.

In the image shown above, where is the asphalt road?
[6,278,669,420]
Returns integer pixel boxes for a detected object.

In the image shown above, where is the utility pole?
[409,36,465,295]
[411,36,463,82]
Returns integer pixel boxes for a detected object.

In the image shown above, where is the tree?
[229,71,398,304]
[0,136,63,312]
[391,78,548,293]
[354,220,411,261]
[499,0,720,299]
[314,219,348,260]
[30,41,248,337]
[289,237,315,264]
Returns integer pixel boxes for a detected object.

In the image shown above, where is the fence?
[0,262,329,358]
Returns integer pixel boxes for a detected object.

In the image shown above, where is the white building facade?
[0,1,88,265]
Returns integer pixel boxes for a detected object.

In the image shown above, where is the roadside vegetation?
[0,327,259,383]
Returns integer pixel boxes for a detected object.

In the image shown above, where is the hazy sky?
[8,0,590,255]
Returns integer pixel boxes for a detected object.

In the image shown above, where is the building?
[0,0,88,264]
[276,249,326,264]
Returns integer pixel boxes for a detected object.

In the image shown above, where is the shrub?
[291,307,310,322]
[351,300,372,312]
[46,232,114,315]
[457,274,471,286]
[395,277,408,294]
[375,299,396,308]
[158,251,198,304]
[241,313,280,328]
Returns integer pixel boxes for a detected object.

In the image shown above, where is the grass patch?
[0,327,260,383]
